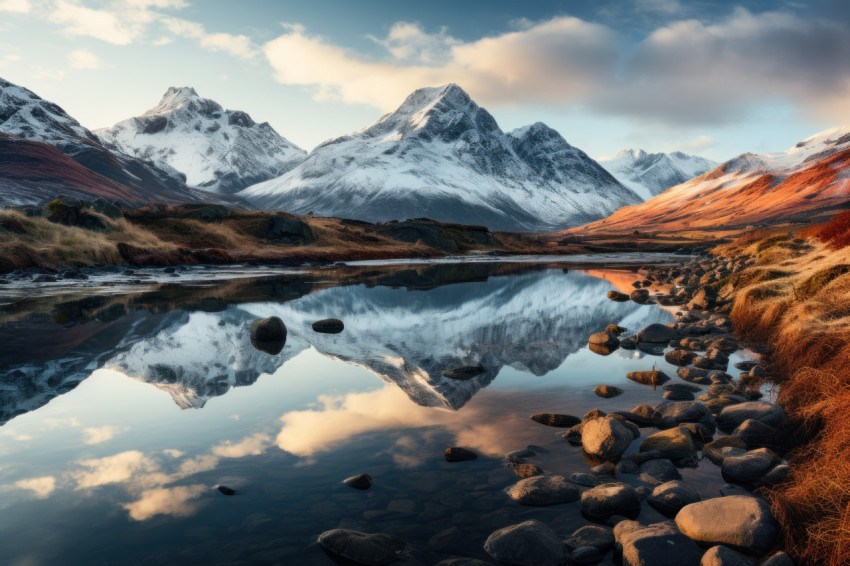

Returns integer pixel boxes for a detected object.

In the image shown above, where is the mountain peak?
[144,86,218,116]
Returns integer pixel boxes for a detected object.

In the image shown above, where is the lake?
[0,258,756,565]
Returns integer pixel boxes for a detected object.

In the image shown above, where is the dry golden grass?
[717,233,850,565]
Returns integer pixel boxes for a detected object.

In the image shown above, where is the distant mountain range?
[1,74,847,234]
[599,149,717,200]
[572,126,850,234]
[239,84,641,231]
[96,87,306,195]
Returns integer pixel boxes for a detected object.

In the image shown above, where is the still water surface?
[0,260,750,565]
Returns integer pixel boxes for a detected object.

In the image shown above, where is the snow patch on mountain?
[96,87,306,195]
[599,149,718,200]
[239,84,640,231]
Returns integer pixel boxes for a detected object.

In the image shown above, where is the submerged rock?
[566,525,615,552]
[636,323,678,343]
[626,370,670,386]
[618,522,702,566]
[318,529,407,565]
[700,545,758,566]
[531,413,581,428]
[581,416,638,460]
[640,427,696,460]
[506,475,579,506]
[589,330,620,349]
[445,447,477,462]
[483,520,567,566]
[594,384,623,398]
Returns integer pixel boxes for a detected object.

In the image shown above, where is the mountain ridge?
[599,148,718,200]
[239,83,641,231]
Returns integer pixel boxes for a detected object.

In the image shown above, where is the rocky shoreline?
[315,252,798,566]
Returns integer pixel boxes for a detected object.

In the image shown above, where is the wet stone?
[580,482,641,521]
[594,384,623,398]
[701,545,758,566]
[721,448,780,484]
[506,475,580,506]
[343,473,373,490]
[531,413,581,427]
[572,545,604,565]
[647,480,700,517]
[311,318,345,333]
[483,520,567,566]
[512,462,543,478]
[249,316,287,355]
[445,447,477,462]
[317,529,407,566]
[675,495,780,555]
[638,459,682,485]
[626,370,670,386]
[566,525,615,552]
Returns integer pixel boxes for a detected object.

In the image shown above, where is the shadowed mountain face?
[0,264,671,423]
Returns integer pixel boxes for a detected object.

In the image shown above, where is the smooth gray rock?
[483,520,567,566]
[721,448,780,484]
[567,525,615,552]
[675,495,780,555]
[580,483,641,521]
[640,426,697,459]
[700,545,757,565]
[317,529,407,565]
[717,402,786,432]
[312,318,344,333]
[249,316,287,355]
[581,416,637,460]
[647,480,701,516]
[343,473,373,490]
[657,401,713,429]
[731,419,775,447]
[506,475,579,506]
[760,464,791,487]
[572,545,603,564]
[619,522,703,566]
[703,436,748,465]
[761,551,795,566]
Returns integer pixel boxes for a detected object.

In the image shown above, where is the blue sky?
[0,0,847,161]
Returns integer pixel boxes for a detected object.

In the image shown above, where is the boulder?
[689,286,718,309]
[506,475,579,506]
[640,427,697,460]
[580,483,641,521]
[664,389,695,401]
[721,448,780,484]
[249,316,287,355]
[678,367,713,385]
[761,552,795,566]
[581,416,638,460]
[312,318,344,333]
[594,384,623,398]
[731,419,775,447]
[254,214,314,244]
[760,464,791,487]
[700,545,757,566]
[647,480,700,516]
[657,401,713,429]
[608,290,630,302]
[566,525,615,552]
[618,522,703,566]
[666,349,697,366]
[571,546,604,565]
[317,529,407,565]
[621,404,662,427]
[637,323,678,343]
[675,495,780,555]
[718,402,786,432]
[483,520,568,566]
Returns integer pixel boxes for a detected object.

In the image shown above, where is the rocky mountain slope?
[96,87,306,195]
[599,149,717,200]
[239,84,641,231]
[0,77,203,206]
[572,126,850,234]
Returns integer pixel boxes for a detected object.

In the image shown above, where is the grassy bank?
[712,212,850,565]
[0,201,718,274]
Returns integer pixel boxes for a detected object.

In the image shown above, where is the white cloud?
[44,417,81,429]
[678,135,717,152]
[162,16,257,59]
[122,484,206,521]
[49,0,143,45]
[162,449,184,458]
[15,476,56,498]
[73,450,163,489]
[68,49,104,69]
[211,433,270,458]
[0,0,30,13]
[263,16,618,111]
[82,425,126,443]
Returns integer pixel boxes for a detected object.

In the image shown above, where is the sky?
[0,0,848,161]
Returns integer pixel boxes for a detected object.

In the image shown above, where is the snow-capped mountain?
[573,126,850,234]
[0,77,198,205]
[239,84,640,231]
[599,149,718,200]
[96,87,306,195]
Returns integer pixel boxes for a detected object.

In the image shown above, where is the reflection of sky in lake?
[0,266,752,565]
